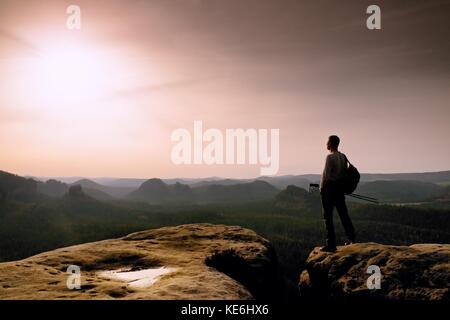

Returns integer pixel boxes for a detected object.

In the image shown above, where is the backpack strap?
[344,154,352,166]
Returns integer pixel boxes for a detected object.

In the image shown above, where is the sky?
[0,0,449,179]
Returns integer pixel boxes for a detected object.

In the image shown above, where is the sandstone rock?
[299,243,450,300]
[0,223,279,300]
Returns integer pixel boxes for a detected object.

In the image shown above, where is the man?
[319,135,355,252]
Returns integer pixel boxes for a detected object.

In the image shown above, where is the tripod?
[309,183,379,204]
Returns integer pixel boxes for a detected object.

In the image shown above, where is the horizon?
[19,167,450,184]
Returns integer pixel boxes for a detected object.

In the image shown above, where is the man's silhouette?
[319,135,355,252]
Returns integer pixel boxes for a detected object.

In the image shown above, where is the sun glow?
[28,40,119,107]
[8,36,146,148]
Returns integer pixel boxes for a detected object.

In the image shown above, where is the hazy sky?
[0,0,449,178]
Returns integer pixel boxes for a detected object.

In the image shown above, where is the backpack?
[341,156,360,194]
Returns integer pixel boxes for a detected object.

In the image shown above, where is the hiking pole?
[350,193,378,201]
[309,183,379,204]
[346,193,379,204]
[348,193,378,202]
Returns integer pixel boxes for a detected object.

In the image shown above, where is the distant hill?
[70,179,134,198]
[31,170,450,192]
[70,179,104,190]
[37,179,67,197]
[127,179,279,205]
[189,177,312,190]
[0,170,38,202]
[358,171,450,184]
[105,177,223,188]
[257,171,450,186]
[32,176,89,184]
[80,187,114,201]
[169,171,450,190]
[36,178,114,201]
[98,178,148,188]
[9,169,450,204]
[192,180,279,204]
[274,185,319,210]
[127,179,194,205]
[127,178,169,204]
[190,178,250,188]
[163,177,224,185]
[170,182,195,203]
[273,179,449,205]
[65,185,89,198]
[258,176,312,190]
[356,180,447,203]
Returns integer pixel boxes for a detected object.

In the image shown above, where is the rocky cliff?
[299,243,450,300]
[0,224,279,299]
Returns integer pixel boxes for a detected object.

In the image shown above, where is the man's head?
[327,135,340,151]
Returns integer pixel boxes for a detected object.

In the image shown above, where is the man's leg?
[335,193,355,242]
[321,190,336,248]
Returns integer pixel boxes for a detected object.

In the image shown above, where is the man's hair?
[328,135,340,148]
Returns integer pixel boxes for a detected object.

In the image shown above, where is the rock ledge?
[299,243,450,300]
[0,223,278,300]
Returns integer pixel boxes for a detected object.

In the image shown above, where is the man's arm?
[320,155,332,192]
